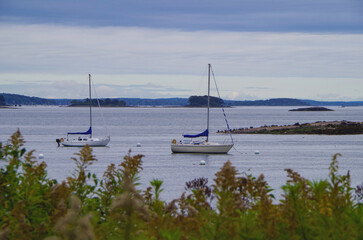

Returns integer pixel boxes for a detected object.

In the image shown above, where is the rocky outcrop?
[289,107,333,111]
[220,121,363,135]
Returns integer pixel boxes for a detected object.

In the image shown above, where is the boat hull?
[61,137,110,147]
[171,142,233,154]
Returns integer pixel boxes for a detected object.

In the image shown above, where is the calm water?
[1,106,363,201]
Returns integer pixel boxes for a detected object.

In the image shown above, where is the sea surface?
[1,105,363,202]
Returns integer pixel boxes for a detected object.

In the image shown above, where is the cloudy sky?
[1,0,363,100]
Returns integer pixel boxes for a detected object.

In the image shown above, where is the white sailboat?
[171,64,234,154]
[59,74,110,147]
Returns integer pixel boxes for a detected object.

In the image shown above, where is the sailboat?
[59,74,110,147]
[171,64,234,154]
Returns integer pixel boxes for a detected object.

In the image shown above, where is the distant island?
[0,95,6,107]
[289,107,334,111]
[220,121,363,135]
[69,98,126,107]
[227,98,309,106]
[2,93,363,107]
[187,95,224,107]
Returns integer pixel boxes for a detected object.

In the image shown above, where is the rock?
[221,120,363,135]
[289,107,334,111]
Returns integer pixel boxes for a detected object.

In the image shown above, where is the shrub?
[1,131,363,239]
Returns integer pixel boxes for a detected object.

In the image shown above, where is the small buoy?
[38,153,44,159]
[254,150,260,155]
[136,143,141,147]
[200,160,206,165]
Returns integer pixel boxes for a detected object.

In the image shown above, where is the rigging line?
[232,143,245,155]
[210,67,245,155]
[195,66,208,97]
[210,66,234,144]
[91,78,110,137]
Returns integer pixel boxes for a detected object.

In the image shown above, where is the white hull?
[171,142,233,154]
[59,75,110,147]
[171,64,234,155]
[61,137,110,147]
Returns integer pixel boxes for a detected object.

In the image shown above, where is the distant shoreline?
[67,105,230,108]
[0,106,18,109]
[4,93,363,107]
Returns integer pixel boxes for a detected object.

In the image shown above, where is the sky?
[1,0,363,101]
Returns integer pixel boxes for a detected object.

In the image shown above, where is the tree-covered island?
[0,95,6,106]
[187,95,225,107]
[70,98,126,107]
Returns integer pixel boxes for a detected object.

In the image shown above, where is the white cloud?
[1,23,363,100]
[228,91,241,100]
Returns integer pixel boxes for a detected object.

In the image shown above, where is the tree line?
[0,95,5,106]
[70,98,126,107]
[188,95,224,107]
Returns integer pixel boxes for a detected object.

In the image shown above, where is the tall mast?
[89,74,92,138]
[207,64,211,142]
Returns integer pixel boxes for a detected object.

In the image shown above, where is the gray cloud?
[1,23,363,100]
[1,24,363,78]
[1,0,363,33]
[0,80,192,99]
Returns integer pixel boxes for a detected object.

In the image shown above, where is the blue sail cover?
[67,127,92,135]
[183,129,208,138]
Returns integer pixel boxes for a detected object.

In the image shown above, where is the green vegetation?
[188,95,224,107]
[70,98,126,107]
[1,131,363,239]
[270,122,363,135]
[227,121,363,135]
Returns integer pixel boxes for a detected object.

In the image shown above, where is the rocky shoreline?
[219,120,363,135]
[289,107,333,111]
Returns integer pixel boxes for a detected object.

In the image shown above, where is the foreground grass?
[1,130,363,240]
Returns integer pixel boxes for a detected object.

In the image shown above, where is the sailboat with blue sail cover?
[171,64,234,154]
[59,74,110,147]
